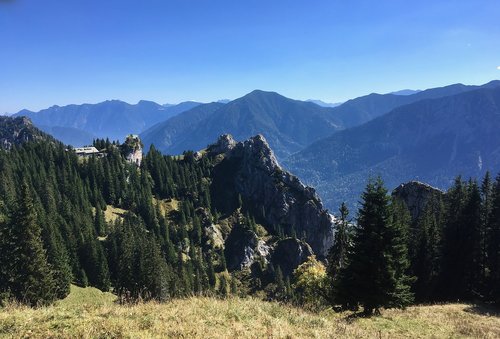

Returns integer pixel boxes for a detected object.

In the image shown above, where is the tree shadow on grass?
[463,303,500,317]
[343,309,380,323]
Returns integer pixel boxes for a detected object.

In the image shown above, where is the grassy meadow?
[0,285,499,338]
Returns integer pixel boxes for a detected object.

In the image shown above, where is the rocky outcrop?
[207,134,236,156]
[224,224,270,271]
[392,181,444,222]
[0,116,53,149]
[122,135,143,166]
[209,134,335,258]
[271,238,314,277]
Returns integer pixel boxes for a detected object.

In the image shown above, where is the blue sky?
[1,0,500,113]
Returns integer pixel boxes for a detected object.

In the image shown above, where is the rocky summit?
[392,181,444,222]
[208,134,335,261]
[0,116,54,149]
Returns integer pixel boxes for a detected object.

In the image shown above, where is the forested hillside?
[0,117,500,315]
[0,119,335,306]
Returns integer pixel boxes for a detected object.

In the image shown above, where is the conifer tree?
[334,178,413,315]
[94,205,107,236]
[7,181,56,306]
[412,196,443,301]
[327,202,352,280]
[487,174,500,303]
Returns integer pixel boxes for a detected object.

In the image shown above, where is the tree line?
[0,137,499,314]
[325,174,500,315]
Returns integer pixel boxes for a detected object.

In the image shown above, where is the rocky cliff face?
[208,134,335,259]
[122,135,143,166]
[392,181,444,222]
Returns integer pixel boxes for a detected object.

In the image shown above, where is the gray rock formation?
[392,181,444,222]
[271,238,314,277]
[122,135,143,166]
[224,224,270,271]
[210,134,335,258]
[207,134,236,156]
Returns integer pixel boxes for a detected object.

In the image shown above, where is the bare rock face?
[224,224,263,271]
[122,135,143,166]
[392,181,444,222]
[207,134,237,156]
[210,134,334,258]
[271,238,314,277]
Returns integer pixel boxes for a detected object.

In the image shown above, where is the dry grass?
[0,286,499,338]
[154,198,180,215]
[103,205,128,223]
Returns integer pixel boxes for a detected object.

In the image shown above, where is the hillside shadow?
[463,304,500,317]
[343,310,380,323]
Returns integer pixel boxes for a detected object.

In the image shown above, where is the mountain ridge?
[285,85,500,209]
[13,100,203,145]
[142,90,342,158]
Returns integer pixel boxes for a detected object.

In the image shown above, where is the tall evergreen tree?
[6,181,56,306]
[411,195,443,301]
[487,174,500,303]
[334,178,413,315]
[327,202,352,278]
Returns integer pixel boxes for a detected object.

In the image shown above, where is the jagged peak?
[207,134,237,155]
[393,180,444,194]
[233,134,280,173]
[392,181,444,222]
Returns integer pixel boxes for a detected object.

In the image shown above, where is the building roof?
[74,146,100,154]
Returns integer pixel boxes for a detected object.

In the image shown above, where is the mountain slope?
[37,125,97,146]
[207,134,334,258]
[13,100,201,143]
[330,80,500,128]
[140,102,226,153]
[0,116,55,149]
[285,85,500,210]
[142,90,342,158]
[141,81,500,160]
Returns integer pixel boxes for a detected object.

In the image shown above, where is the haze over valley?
[2,1,500,337]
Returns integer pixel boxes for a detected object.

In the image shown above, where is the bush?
[292,256,328,309]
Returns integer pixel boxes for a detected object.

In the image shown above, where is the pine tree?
[412,196,443,301]
[94,205,107,236]
[327,202,352,280]
[334,178,414,315]
[487,174,500,303]
[7,181,56,306]
[439,177,483,300]
[275,265,285,298]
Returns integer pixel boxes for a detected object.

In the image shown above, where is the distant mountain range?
[142,90,342,158]
[12,100,202,145]
[328,80,500,128]
[10,80,500,211]
[284,85,500,209]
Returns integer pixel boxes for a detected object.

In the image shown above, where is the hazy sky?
[1,0,500,113]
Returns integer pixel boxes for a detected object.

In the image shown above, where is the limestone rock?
[392,181,444,222]
[207,134,237,156]
[271,238,314,277]
[224,224,260,271]
[210,134,334,258]
[122,134,143,166]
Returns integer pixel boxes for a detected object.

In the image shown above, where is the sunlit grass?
[0,285,499,338]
